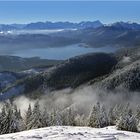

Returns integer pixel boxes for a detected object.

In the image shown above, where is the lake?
[8,44,119,60]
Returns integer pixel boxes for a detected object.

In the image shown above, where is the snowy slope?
[0,126,140,140]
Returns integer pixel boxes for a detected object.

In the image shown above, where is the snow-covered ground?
[0,126,140,140]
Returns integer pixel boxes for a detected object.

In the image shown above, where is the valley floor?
[0,126,140,140]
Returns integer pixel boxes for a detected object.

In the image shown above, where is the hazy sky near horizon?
[0,1,139,24]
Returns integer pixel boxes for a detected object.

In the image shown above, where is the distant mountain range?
[108,22,140,30]
[0,21,140,51]
[0,21,103,31]
[0,21,140,31]
[24,20,103,30]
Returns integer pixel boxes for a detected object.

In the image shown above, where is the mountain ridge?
[1,21,140,31]
[0,20,103,31]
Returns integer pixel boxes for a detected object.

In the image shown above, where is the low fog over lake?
[0,43,118,60]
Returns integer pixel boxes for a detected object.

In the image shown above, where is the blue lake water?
[10,44,119,60]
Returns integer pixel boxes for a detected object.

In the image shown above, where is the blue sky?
[0,1,139,24]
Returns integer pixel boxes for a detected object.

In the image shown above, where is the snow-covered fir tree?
[59,111,68,126]
[88,103,100,128]
[0,103,24,134]
[13,105,25,131]
[75,114,86,126]
[25,104,32,128]
[0,104,6,134]
[66,108,76,126]
[100,105,109,127]
[88,103,109,128]
[117,104,138,132]
[108,106,116,125]
[41,108,49,127]
[0,101,139,134]
[49,109,58,126]
[136,105,140,122]
[26,101,43,130]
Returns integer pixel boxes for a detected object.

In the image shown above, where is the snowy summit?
[0,126,140,140]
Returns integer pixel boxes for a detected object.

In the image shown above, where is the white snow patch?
[0,126,140,140]
[122,56,131,63]
[21,68,39,74]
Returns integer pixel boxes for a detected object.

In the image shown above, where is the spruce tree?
[136,105,140,122]
[26,101,43,129]
[25,104,32,128]
[108,107,116,125]
[67,108,75,126]
[59,111,67,126]
[100,105,109,127]
[0,105,6,134]
[49,109,57,126]
[0,103,23,134]
[41,108,49,127]
[117,104,138,132]
[88,104,100,128]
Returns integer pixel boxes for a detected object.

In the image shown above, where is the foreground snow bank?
[0,126,140,140]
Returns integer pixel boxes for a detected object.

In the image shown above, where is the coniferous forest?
[0,101,140,135]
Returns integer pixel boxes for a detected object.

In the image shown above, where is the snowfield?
[0,126,140,140]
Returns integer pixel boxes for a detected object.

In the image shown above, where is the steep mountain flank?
[94,60,140,91]
[0,53,117,100]
[44,53,117,90]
